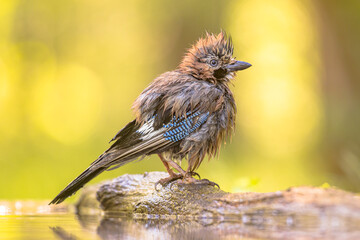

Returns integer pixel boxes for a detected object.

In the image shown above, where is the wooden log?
[75,171,360,239]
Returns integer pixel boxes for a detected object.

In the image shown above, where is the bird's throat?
[213,68,228,80]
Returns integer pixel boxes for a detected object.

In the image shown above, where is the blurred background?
[1,0,360,201]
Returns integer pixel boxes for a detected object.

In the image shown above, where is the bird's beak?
[226,61,252,72]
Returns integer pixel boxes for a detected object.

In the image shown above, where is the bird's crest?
[186,31,233,60]
[179,31,235,82]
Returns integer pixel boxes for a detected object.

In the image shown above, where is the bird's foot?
[155,173,182,190]
[179,176,220,189]
[155,172,219,190]
[189,171,201,179]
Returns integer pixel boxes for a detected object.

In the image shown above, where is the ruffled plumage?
[50,32,248,205]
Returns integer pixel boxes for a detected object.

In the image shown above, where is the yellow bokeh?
[228,0,322,157]
[0,46,22,139]
[0,0,358,200]
[31,62,103,144]
[0,60,10,108]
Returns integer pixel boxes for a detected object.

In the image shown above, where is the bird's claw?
[195,178,220,189]
[155,173,219,191]
[155,174,182,191]
[155,181,162,191]
[189,171,201,179]
[179,177,220,189]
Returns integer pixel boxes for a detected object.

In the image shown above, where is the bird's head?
[179,32,251,83]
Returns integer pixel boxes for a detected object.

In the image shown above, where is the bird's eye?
[210,59,218,67]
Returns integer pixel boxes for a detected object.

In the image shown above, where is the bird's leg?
[156,154,183,188]
[181,165,220,188]
[156,154,219,189]
[166,160,186,176]
[158,154,178,177]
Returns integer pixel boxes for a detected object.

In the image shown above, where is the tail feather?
[49,121,173,205]
[49,166,106,205]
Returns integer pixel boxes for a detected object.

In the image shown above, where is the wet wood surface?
[76,172,360,239]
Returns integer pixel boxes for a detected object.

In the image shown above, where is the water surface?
[0,201,359,240]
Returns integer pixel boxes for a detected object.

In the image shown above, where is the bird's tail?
[49,136,167,205]
[49,119,173,205]
[49,164,107,205]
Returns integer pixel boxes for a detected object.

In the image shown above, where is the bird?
[49,32,251,205]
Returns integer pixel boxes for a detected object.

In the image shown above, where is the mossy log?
[75,172,360,239]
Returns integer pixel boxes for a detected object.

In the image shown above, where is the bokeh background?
[1,0,360,201]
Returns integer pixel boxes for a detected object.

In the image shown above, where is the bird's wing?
[49,110,209,205]
[162,110,210,143]
[101,110,210,170]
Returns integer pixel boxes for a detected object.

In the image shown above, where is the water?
[0,201,359,240]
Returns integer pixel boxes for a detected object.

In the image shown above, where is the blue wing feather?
[163,111,209,142]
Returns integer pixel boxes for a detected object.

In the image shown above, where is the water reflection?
[97,218,223,240]
[1,201,359,240]
[50,226,78,240]
[73,213,360,240]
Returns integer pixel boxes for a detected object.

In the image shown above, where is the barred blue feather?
[164,111,209,142]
